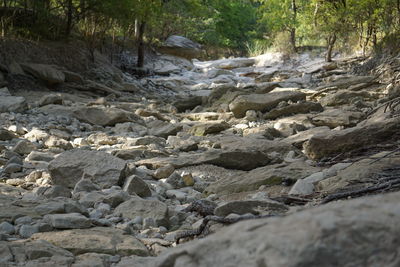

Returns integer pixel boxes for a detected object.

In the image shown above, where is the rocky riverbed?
[1,49,400,266]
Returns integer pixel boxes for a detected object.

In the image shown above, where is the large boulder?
[160,35,202,59]
[146,191,400,267]
[205,161,320,195]
[0,93,27,113]
[20,63,65,85]
[73,107,142,127]
[31,227,149,256]
[229,91,306,118]
[114,197,169,227]
[137,149,272,171]
[48,149,127,189]
[304,117,400,160]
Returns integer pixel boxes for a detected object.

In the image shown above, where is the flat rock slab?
[205,161,321,195]
[310,109,365,128]
[304,117,400,160]
[73,107,142,127]
[114,197,169,227]
[214,200,288,217]
[31,227,149,256]
[1,240,74,266]
[189,121,230,136]
[44,213,91,229]
[48,149,127,189]
[20,63,65,85]
[137,149,271,171]
[229,91,306,118]
[146,191,400,267]
[0,95,27,113]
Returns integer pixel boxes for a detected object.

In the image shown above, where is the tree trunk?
[326,33,336,62]
[65,0,73,37]
[136,21,146,68]
[290,0,297,52]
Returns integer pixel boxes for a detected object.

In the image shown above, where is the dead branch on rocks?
[321,166,400,204]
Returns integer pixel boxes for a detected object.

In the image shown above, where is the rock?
[3,163,22,173]
[166,136,199,152]
[160,35,202,59]
[0,240,74,266]
[288,179,315,195]
[72,253,120,267]
[44,213,91,229]
[63,70,84,84]
[26,151,55,162]
[38,94,63,106]
[19,224,39,238]
[48,149,127,189]
[0,95,27,113]
[73,179,101,194]
[149,191,400,267]
[0,129,17,141]
[114,197,169,227]
[310,108,365,128]
[319,90,372,106]
[304,117,400,160]
[189,121,230,136]
[214,200,288,217]
[122,175,152,197]
[42,185,71,198]
[138,149,272,171]
[0,221,15,234]
[165,172,185,189]
[205,161,320,195]
[44,136,73,150]
[147,120,183,138]
[24,128,50,142]
[12,140,36,155]
[153,164,175,180]
[173,96,203,112]
[264,101,323,120]
[317,153,400,194]
[73,107,142,127]
[31,227,149,256]
[229,91,306,118]
[20,63,65,85]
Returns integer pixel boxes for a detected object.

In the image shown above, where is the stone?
[264,101,323,120]
[38,94,63,106]
[42,185,71,198]
[214,200,288,217]
[114,197,169,227]
[31,227,149,256]
[122,175,152,197]
[73,179,101,194]
[20,63,65,85]
[173,96,203,112]
[205,161,320,195]
[166,172,185,189]
[189,121,230,136]
[160,35,202,59]
[304,117,400,160]
[0,129,17,141]
[139,149,273,171]
[229,91,306,118]
[73,107,142,127]
[153,164,175,180]
[288,179,315,195]
[19,224,39,238]
[0,221,15,234]
[48,149,127,189]
[44,136,73,150]
[26,151,55,162]
[319,90,372,106]
[310,109,365,128]
[147,120,183,139]
[12,140,36,155]
[44,213,91,229]
[149,191,400,267]
[0,95,27,113]
[0,240,74,266]
[3,163,22,173]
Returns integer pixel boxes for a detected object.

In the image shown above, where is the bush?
[245,39,271,57]
[271,32,295,56]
